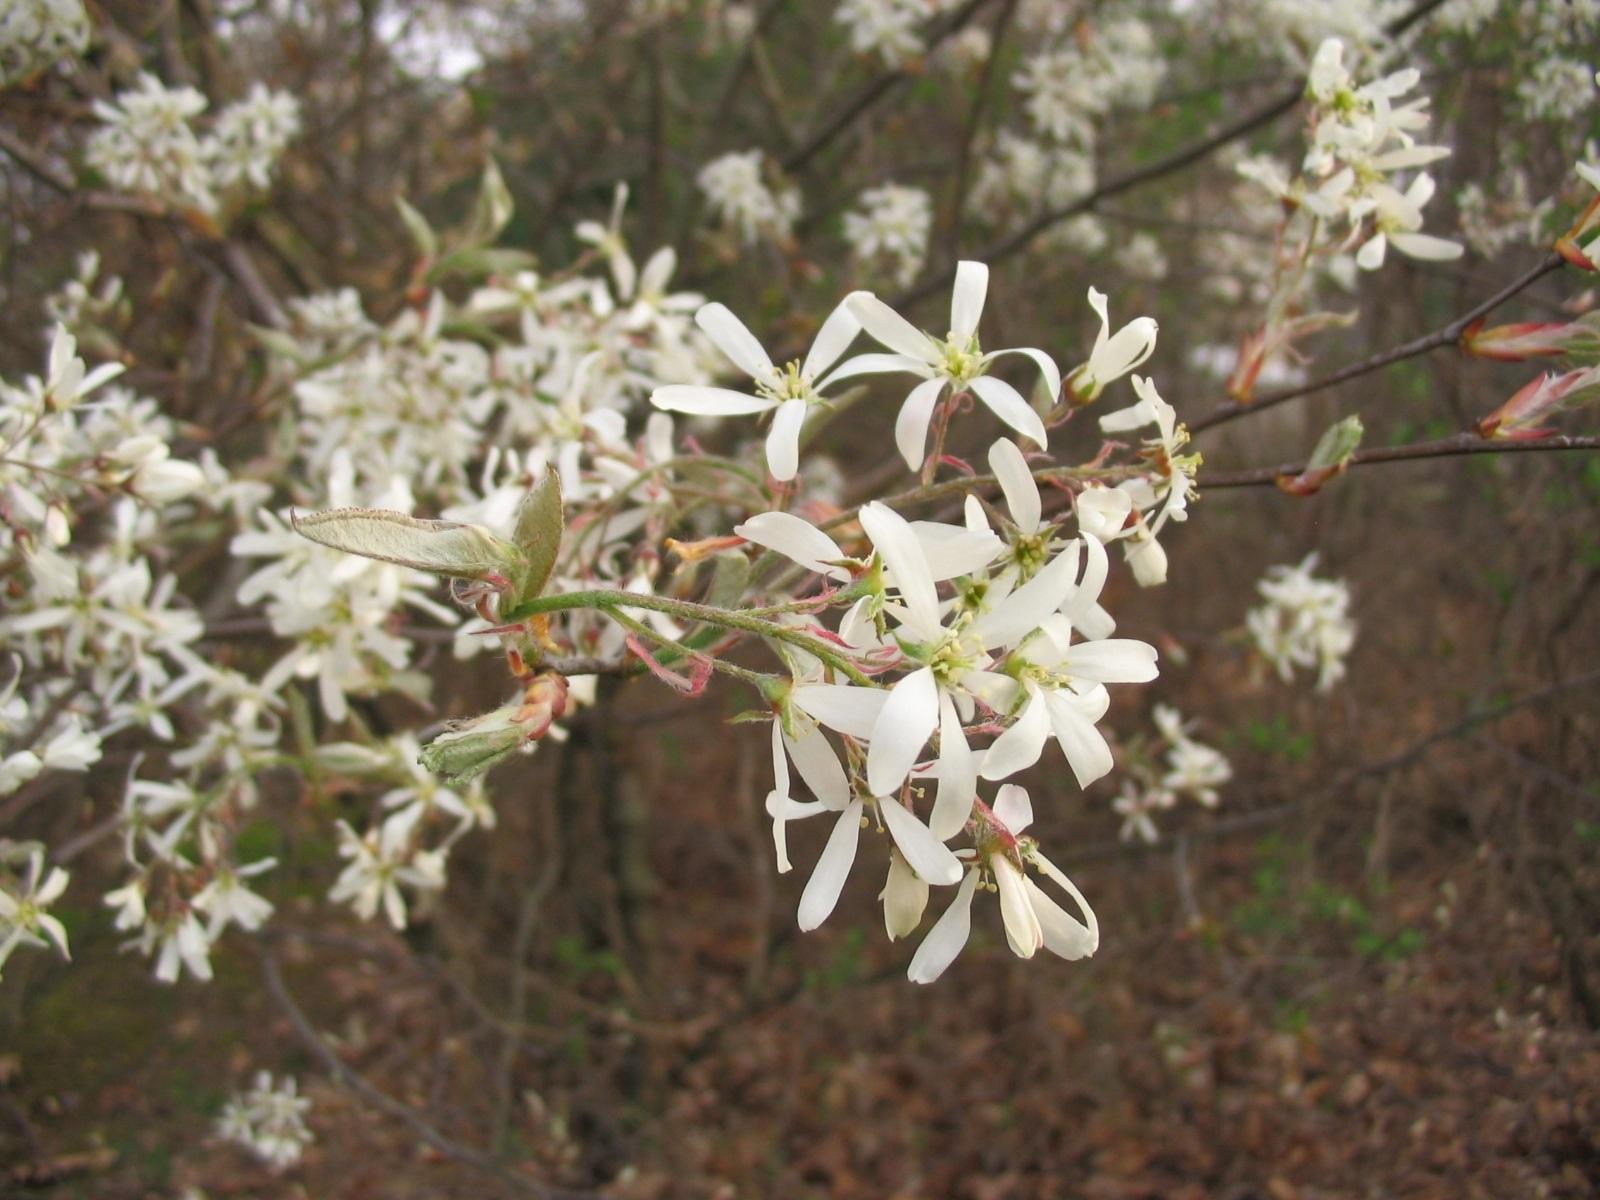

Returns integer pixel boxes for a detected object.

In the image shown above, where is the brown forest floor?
[5,449,1600,1200]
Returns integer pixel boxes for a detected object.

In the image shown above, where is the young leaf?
[395,195,438,262]
[1277,414,1364,495]
[509,470,563,603]
[292,507,526,582]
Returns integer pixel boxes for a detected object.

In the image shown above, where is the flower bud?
[131,457,206,504]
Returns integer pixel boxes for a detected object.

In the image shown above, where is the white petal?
[879,795,963,885]
[735,511,849,580]
[986,347,1062,408]
[860,502,942,638]
[651,385,775,416]
[1024,874,1097,960]
[1030,851,1099,956]
[695,302,776,382]
[818,352,933,387]
[992,782,1033,834]
[894,377,947,473]
[1390,232,1463,262]
[1094,318,1158,380]
[995,859,1041,958]
[972,539,1082,649]
[784,723,851,810]
[949,260,989,341]
[907,869,979,984]
[797,799,864,931]
[988,437,1041,533]
[846,291,940,363]
[969,375,1048,448]
[1065,638,1159,683]
[979,685,1052,781]
[764,397,807,481]
[881,850,929,940]
[1042,689,1114,788]
[910,521,1004,581]
[793,684,887,739]
[802,297,862,379]
[930,691,976,839]
[1356,232,1388,271]
[867,666,940,797]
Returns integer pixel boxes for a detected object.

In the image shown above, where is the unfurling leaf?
[395,195,439,263]
[510,470,563,604]
[462,159,514,250]
[419,704,527,784]
[1476,365,1600,440]
[1461,315,1600,363]
[292,507,526,583]
[1277,415,1364,495]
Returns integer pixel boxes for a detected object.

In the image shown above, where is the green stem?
[505,588,876,686]
[603,607,776,690]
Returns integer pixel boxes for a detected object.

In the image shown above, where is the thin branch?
[893,0,1453,309]
[781,0,993,174]
[260,945,594,1200]
[1201,431,1600,490]
[1191,253,1568,435]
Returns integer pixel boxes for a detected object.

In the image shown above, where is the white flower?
[1067,287,1157,403]
[1246,553,1356,690]
[0,845,70,976]
[650,298,861,480]
[907,785,1098,982]
[192,858,276,937]
[696,149,801,243]
[835,261,1060,471]
[218,1072,313,1169]
[1354,174,1464,270]
[843,184,932,286]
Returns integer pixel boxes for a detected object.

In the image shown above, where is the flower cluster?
[0,843,71,979]
[217,1072,313,1169]
[86,73,300,215]
[1246,553,1357,691]
[696,149,802,245]
[843,183,932,287]
[1110,705,1233,844]
[0,0,88,86]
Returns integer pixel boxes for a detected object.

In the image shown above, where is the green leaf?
[419,705,527,784]
[510,470,563,603]
[461,158,514,250]
[1277,415,1364,495]
[395,195,438,262]
[292,507,526,582]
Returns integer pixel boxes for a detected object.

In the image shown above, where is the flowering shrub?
[1,0,1596,1190]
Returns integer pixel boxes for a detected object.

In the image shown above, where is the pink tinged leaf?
[651,384,776,416]
[995,859,1042,958]
[784,723,851,810]
[878,795,963,885]
[803,297,863,379]
[930,691,977,839]
[846,291,940,363]
[907,869,979,984]
[1042,688,1114,788]
[894,377,949,473]
[733,511,849,581]
[1023,875,1097,960]
[988,437,1041,533]
[793,684,888,740]
[979,685,1051,781]
[1477,367,1600,440]
[867,666,940,798]
[950,260,989,341]
[1461,319,1579,362]
[992,783,1033,834]
[860,502,942,638]
[968,375,1048,449]
[765,397,807,481]
[797,799,864,931]
[695,302,776,381]
[625,634,713,696]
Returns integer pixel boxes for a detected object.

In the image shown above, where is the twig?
[260,946,594,1200]
[1201,431,1600,490]
[893,0,1453,309]
[1191,253,1568,435]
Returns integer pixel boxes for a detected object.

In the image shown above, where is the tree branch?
[1191,253,1568,435]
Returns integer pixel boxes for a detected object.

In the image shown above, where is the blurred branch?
[261,945,596,1200]
[1191,253,1568,435]
[1202,430,1600,490]
[895,0,1452,308]
[1063,668,1600,868]
[944,0,1020,256]
[781,0,994,174]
